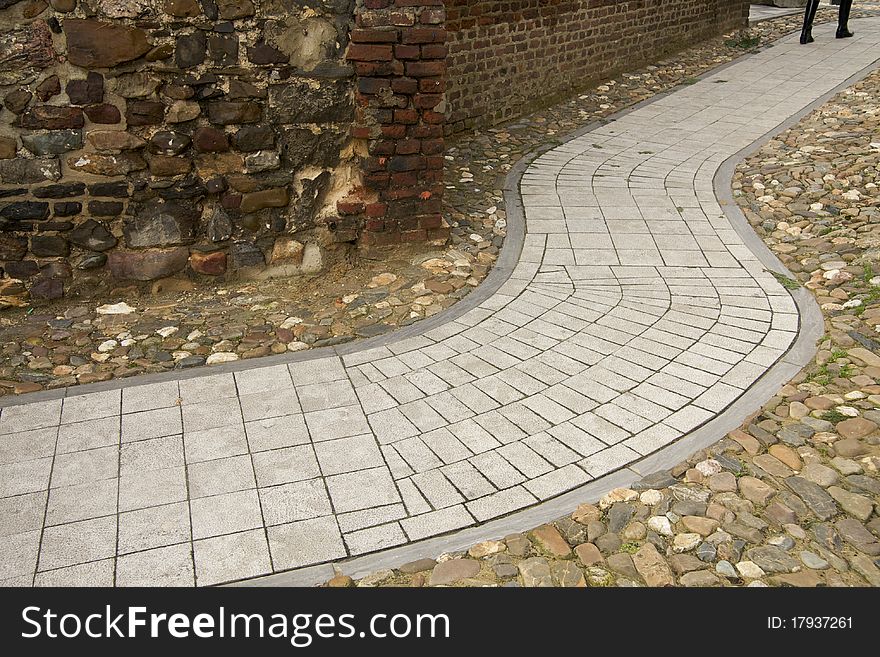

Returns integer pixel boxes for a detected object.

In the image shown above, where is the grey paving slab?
[46,479,117,526]
[400,505,475,542]
[314,434,384,475]
[239,389,300,422]
[34,558,115,587]
[3,17,873,585]
[194,530,273,586]
[190,489,263,540]
[344,523,409,556]
[326,467,400,513]
[121,381,181,414]
[116,544,195,587]
[119,466,187,512]
[61,390,120,425]
[0,492,46,538]
[56,417,119,454]
[120,435,184,476]
[305,405,371,441]
[244,414,309,452]
[118,502,191,554]
[178,373,237,403]
[259,479,332,526]
[38,516,117,571]
[0,530,40,579]
[267,516,346,570]
[188,454,256,498]
[182,398,242,433]
[186,423,249,462]
[0,399,61,435]
[0,427,56,465]
[0,458,52,497]
[252,445,320,487]
[297,380,358,412]
[121,407,183,443]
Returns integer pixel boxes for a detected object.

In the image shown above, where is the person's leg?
[837,0,854,38]
[801,0,821,44]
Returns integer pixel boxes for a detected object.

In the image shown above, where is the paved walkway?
[2,20,880,587]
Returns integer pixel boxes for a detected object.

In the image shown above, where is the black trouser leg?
[801,0,821,44]
[837,0,854,38]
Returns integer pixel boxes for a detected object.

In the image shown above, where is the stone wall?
[0,0,360,303]
[444,0,752,133]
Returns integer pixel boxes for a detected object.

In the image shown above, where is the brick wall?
[444,0,752,133]
[344,0,449,247]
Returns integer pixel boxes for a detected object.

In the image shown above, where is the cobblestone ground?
[0,8,867,396]
[323,47,880,590]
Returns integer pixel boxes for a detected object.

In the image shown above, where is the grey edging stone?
[750,8,803,25]
[237,30,880,588]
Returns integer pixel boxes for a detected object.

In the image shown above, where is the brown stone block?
[193,127,230,153]
[67,152,146,176]
[84,104,122,124]
[195,153,245,178]
[64,20,151,68]
[148,155,192,177]
[16,106,83,130]
[87,131,146,152]
[108,248,189,281]
[239,187,289,214]
[190,250,226,275]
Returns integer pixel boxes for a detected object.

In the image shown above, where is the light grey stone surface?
[1,19,877,586]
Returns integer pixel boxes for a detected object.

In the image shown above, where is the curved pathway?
[2,20,880,586]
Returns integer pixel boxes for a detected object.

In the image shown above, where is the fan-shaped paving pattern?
[1,21,879,586]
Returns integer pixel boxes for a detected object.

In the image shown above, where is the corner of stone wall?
[342,0,450,249]
[0,0,372,305]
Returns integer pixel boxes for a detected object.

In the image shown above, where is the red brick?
[347,44,394,62]
[414,93,443,109]
[419,214,443,229]
[419,78,445,93]
[401,28,446,44]
[393,109,419,124]
[401,229,428,243]
[391,77,419,94]
[421,138,443,154]
[405,61,445,77]
[350,29,399,43]
[337,199,366,215]
[396,139,421,154]
[358,77,392,94]
[366,202,388,217]
[388,155,425,172]
[381,124,407,138]
[421,44,448,59]
[394,44,421,60]
[442,0,750,136]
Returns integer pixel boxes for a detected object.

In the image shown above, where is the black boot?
[837,0,854,38]
[800,0,820,44]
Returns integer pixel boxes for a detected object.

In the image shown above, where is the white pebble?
[96,302,136,315]
[206,352,239,365]
[647,516,673,536]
